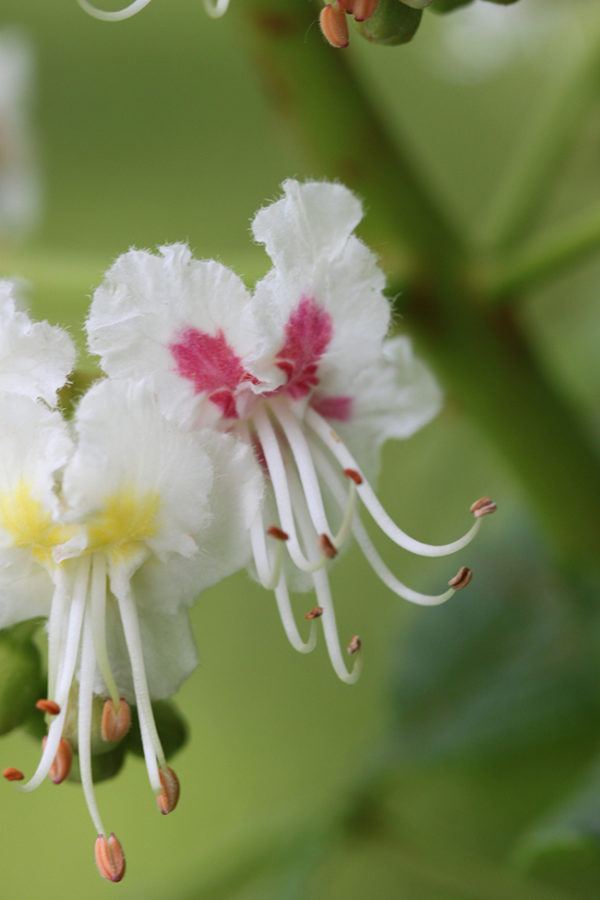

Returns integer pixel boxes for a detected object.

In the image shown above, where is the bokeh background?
[0,1,599,897]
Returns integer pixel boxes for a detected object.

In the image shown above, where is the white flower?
[1,380,262,881]
[77,0,229,22]
[0,280,75,404]
[87,179,495,685]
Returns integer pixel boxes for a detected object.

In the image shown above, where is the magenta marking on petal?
[274,296,333,400]
[169,327,249,418]
[311,393,353,422]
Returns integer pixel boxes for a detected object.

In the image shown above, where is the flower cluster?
[1,181,494,881]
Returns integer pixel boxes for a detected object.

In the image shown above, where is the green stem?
[241,0,600,569]
[488,203,600,301]
[481,29,600,251]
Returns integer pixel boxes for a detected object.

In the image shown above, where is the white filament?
[90,553,121,708]
[78,606,106,835]
[204,0,230,17]
[78,0,152,21]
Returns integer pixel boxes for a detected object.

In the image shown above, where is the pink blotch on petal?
[170,327,250,419]
[275,296,333,400]
[311,393,353,422]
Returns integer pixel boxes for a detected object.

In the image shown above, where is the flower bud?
[358,0,422,45]
[429,0,473,13]
[0,632,44,736]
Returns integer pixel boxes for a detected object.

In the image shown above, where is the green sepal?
[358,0,422,46]
[429,0,474,14]
[0,629,45,736]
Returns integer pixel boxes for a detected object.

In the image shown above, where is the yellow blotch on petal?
[0,479,75,566]
[87,488,160,562]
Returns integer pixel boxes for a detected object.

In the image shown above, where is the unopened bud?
[347,635,361,655]
[358,0,422,45]
[448,566,472,590]
[267,525,289,542]
[320,3,350,48]
[318,534,338,559]
[95,833,126,883]
[470,496,497,518]
[343,468,363,485]
[36,699,60,716]
[304,606,324,620]
[43,736,73,785]
[101,698,131,743]
[157,767,180,815]
[3,767,24,781]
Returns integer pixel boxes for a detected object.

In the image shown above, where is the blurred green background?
[0,1,599,897]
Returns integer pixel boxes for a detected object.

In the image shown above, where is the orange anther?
[343,468,363,485]
[352,0,378,21]
[95,833,126,883]
[267,525,289,542]
[101,698,131,743]
[318,534,338,559]
[157,767,180,815]
[448,566,472,590]
[304,606,324,620]
[347,635,361,655]
[319,3,350,48]
[470,496,497,518]
[42,736,73,785]
[36,699,61,716]
[3,767,24,781]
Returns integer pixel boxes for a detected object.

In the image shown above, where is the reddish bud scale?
[95,833,126,883]
[320,3,350,48]
[3,767,24,781]
[318,533,338,559]
[304,606,324,620]
[267,525,289,542]
[36,699,61,716]
[101,698,131,743]
[157,767,180,815]
[343,468,363,485]
[347,635,361,655]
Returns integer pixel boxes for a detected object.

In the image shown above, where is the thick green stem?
[488,203,600,301]
[241,0,600,569]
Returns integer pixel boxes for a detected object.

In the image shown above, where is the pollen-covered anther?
[95,833,126,883]
[343,468,363,486]
[267,525,289,542]
[35,699,61,716]
[101,698,131,743]
[157,767,180,815]
[352,0,378,21]
[43,736,73,785]
[318,534,338,559]
[3,767,24,781]
[470,496,497,518]
[347,635,361,655]
[448,566,472,590]
[319,3,350,48]
[304,606,324,620]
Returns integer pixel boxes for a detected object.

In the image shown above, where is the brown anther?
[43,736,73,785]
[101,698,131,743]
[470,496,497,518]
[267,525,289,542]
[36,699,60,716]
[95,833,126,883]
[347,635,361,655]
[304,606,324,620]
[352,0,378,21]
[318,533,338,559]
[157,767,180,815]
[343,468,363,485]
[448,566,472,590]
[3,767,24,781]
[320,3,349,49]
[338,0,356,12]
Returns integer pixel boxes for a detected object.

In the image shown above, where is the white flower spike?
[87,179,496,685]
[77,0,230,22]
[1,381,262,881]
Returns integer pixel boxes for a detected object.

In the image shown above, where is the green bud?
[358,0,422,45]
[482,0,521,5]
[0,630,44,735]
[126,700,188,761]
[67,743,126,785]
[430,0,474,13]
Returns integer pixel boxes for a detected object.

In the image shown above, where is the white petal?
[0,281,75,404]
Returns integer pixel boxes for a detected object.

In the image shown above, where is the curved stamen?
[253,407,328,574]
[311,443,459,606]
[332,476,357,550]
[290,469,361,684]
[306,407,482,558]
[77,0,152,21]
[203,0,230,17]
[90,553,121,708]
[47,569,69,699]
[79,606,107,835]
[18,557,91,793]
[249,509,284,591]
[274,569,318,654]
[115,585,165,795]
